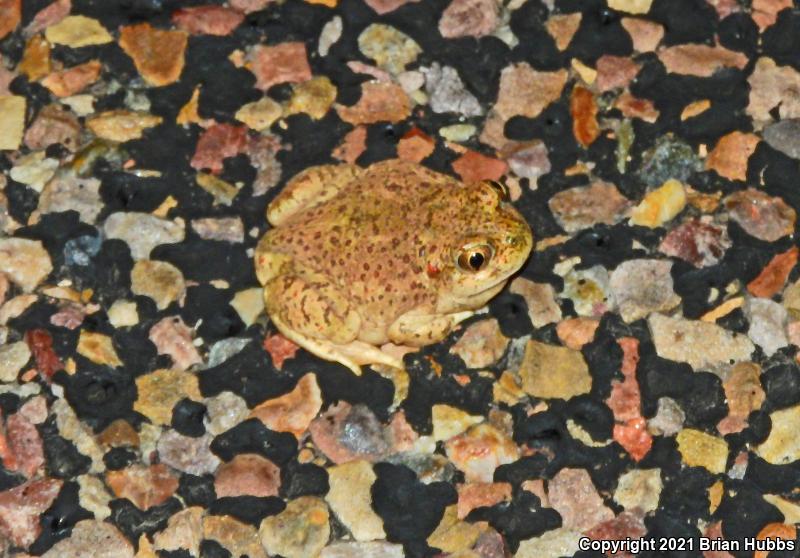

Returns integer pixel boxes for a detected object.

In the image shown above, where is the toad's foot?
[388,310,475,347]
[270,313,403,375]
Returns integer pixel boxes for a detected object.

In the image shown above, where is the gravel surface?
[1,0,800,556]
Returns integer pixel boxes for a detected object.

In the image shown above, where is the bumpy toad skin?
[255,159,533,375]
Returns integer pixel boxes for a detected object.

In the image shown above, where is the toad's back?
[262,161,466,318]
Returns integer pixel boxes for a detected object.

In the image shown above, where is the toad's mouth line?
[477,251,533,291]
[451,265,526,302]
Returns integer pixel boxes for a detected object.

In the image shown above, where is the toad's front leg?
[387,308,475,347]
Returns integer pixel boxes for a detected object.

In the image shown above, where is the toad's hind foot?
[270,314,404,375]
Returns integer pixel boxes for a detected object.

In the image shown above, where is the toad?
[255,159,533,374]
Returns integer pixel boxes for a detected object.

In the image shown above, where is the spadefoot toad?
[255,159,533,374]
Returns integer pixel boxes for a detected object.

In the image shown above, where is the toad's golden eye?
[484,180,509,201]
[457,244,494,272]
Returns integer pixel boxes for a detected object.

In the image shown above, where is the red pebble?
[24,329,64,381]
[190,123,249,174]
[262,333,299,370]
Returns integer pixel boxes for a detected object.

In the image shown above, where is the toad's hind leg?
[266,163,362,226]
[263,274,402,374]
[272,315,404,375]
[264,274,361,344]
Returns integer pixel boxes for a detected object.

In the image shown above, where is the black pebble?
[4,179,40,225]
[210,419,297,466]
[99,172,174,215]
[200,539,231,558]
[513,407,567,453]
[745,455,800,495]
[104,447,139,470]
[109,498,183,541]
[565,395,615,441]
[742,409,772,445]
[714,307,750,336]
[155,242,258,291]
[638,438,680,472]
[582,328,625,399]
[674,372,727,427]
[508,1,560,70]
[488,292,533,338]
[189,41,259,122]
[178,284,246,343]
[113,327,162,378]
[280,462,330,499]
[61,365,138,431]
[314,360,396,420]
[649,0,718,45]
[725,409,773,457]
[476,491,561,553]
[761,364,800,409]
[564,1,633,63]
[199,340,293,406]
[9,76,51,118]
[495,455,550,487]
[718,12,759,55]
[638,350,695,417]
[401,361,494,435]
[761,9,800,69]
[0,393,20,416]
[68,240,134,305]
[659,467,716,522]
[209,496,285,526]
[39,417,92,479]
[372,463,456,557]
[178,474,217,508]
[28,482,92,556]
[716,480,784,539]
[171,399,207,438]
[199,540,232,558]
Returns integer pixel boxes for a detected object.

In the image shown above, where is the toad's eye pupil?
[469,252,484,270]
[457,244,493,272]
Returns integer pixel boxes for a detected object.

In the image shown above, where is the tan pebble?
[676,428,728,474]
[45,15,112,47]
